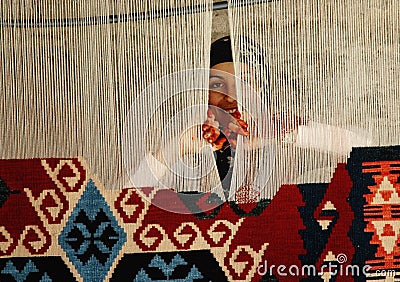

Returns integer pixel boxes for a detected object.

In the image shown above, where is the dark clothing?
[214,146,235,200]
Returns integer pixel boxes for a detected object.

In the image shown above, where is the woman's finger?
[237,119,249,129]
[203,126,220,143]
[203,132,219,143]
[213,136,228,150]
[228,121,249,136]
[232,109,241,119]
[207,108,215,118]
[203,131,212,139]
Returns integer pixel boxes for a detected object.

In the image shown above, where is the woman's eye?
[210,82,223,89]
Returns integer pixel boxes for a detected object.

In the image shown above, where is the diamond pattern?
[58,180,126,282]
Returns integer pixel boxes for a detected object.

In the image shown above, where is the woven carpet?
[1,146,400,281]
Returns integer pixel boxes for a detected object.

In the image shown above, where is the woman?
[127,36,373,202]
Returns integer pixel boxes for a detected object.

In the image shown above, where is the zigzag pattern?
[0,148,399,281]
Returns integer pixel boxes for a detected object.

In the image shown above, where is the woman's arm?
[295,121,374,154]
[124,152,169,188]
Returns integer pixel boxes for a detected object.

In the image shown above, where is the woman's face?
[208,62,238,122]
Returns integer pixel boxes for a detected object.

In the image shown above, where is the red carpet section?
[0,146,399,281]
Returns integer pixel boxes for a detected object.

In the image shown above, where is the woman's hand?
[270,112,307,143]
[152,125,206,165]
[202,108,249,150]
[202,109,222,143]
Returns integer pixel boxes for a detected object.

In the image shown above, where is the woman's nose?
[224,82,237,102]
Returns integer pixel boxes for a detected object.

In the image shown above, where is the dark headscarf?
[210,36,268,71]
[210,36,233,67]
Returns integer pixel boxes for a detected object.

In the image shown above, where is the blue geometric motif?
[1,260,38,282]
[133,254,203,282]
[59,180,126,282]
[39,273,53,282]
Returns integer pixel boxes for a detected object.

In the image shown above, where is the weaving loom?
[1,0,400,281]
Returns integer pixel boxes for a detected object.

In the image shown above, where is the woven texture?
[1,146,400,281]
